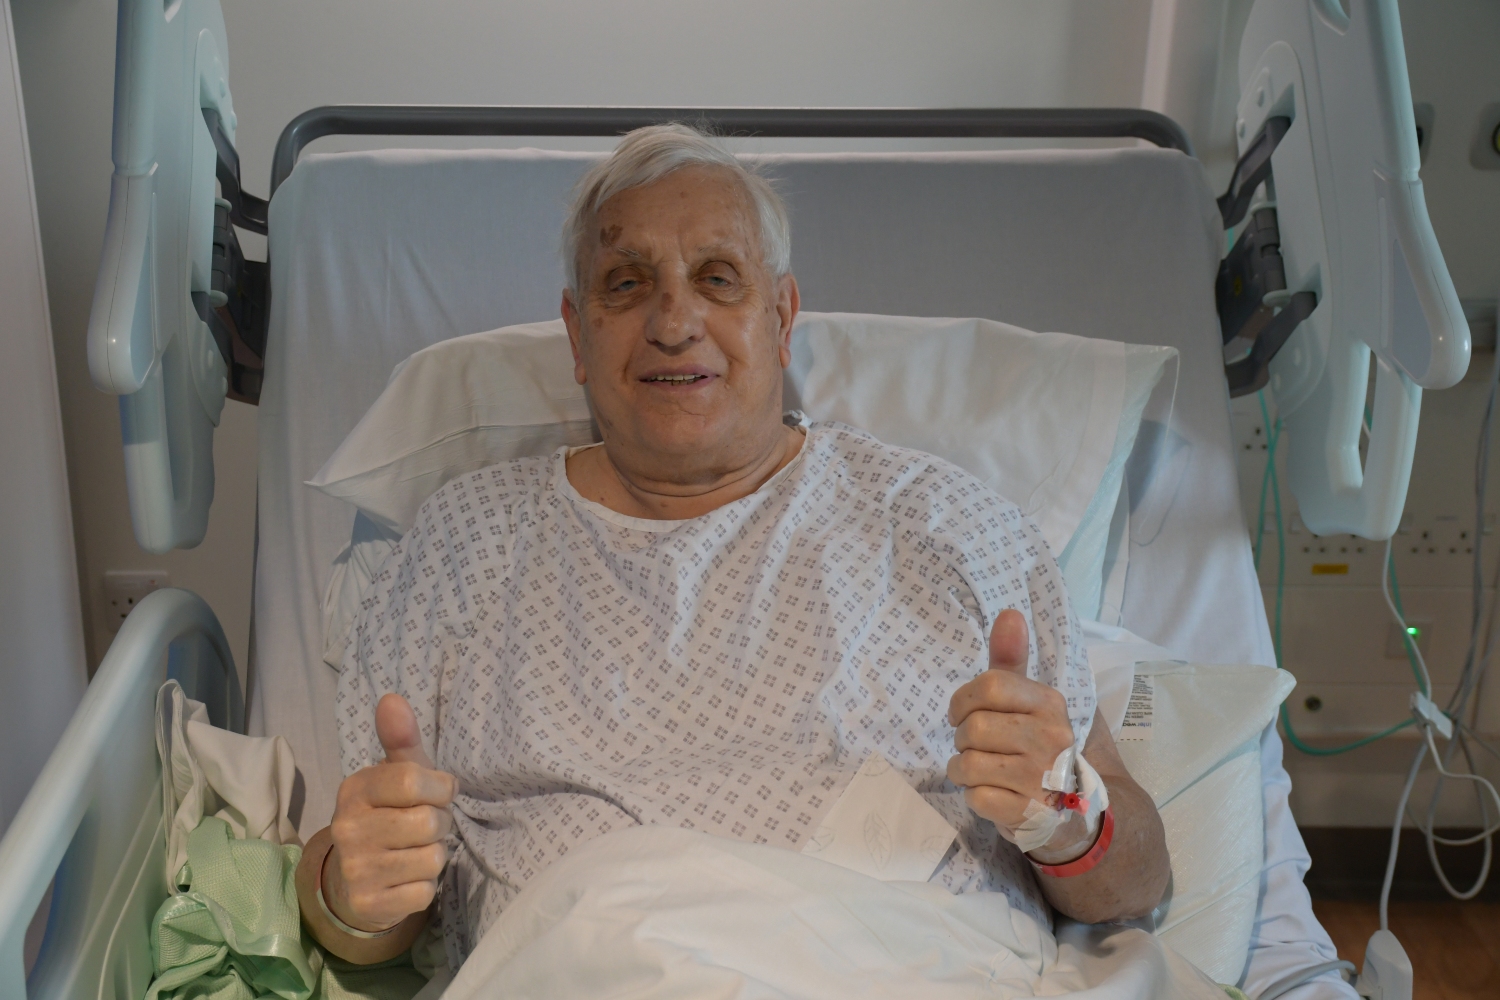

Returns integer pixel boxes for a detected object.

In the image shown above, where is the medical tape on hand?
[995,746,1110,855]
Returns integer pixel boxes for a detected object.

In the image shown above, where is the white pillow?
[311,320,597,668]
[1057,346,1175,621]
[308,319,596,534]
[310,313,1174,666]
[787,314,1174,620]
[1096,651,1295,986]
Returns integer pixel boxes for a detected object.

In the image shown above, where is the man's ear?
[776,274,800,369]
[561,291,587,385]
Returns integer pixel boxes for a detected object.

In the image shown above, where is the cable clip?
[1410,692,1453,740]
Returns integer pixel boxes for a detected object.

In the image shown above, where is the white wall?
[1399,0,1500,302]
[1140,0,1244,185]
[0,0,87,835]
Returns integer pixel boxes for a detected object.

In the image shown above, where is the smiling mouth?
[643,374,711,384]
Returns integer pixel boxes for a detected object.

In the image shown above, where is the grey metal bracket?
[202,107,268,234]
[1218,116,1289,228]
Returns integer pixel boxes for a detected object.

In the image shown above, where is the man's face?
[562,166,798,481]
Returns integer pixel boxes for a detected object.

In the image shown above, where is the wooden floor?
[1311,900,1500,1000]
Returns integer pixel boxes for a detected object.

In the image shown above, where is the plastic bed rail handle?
[1238,0,1468,539]
[86,0,240,552]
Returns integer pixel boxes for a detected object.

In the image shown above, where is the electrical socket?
[102,571,171,632]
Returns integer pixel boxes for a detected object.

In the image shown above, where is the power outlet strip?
[102,571,171,632]
[1230,394,1500,590]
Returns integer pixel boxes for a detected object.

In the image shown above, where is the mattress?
[251,145,1340,996]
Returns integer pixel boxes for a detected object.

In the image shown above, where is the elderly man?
[295,124,1169,971]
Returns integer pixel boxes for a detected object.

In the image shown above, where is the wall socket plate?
[102,571,171,632]
[1385,616,1433,660]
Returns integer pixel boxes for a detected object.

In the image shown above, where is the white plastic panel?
[86,0,237,553]
[1237,0,1470,539]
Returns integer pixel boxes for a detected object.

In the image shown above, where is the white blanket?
[442,826,1226,1000]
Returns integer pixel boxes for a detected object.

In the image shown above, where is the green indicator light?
[1406,627,1420,636]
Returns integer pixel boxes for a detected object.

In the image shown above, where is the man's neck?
[566,424,805,521]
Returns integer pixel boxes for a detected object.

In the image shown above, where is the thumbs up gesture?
[945,609,1077,833]
[323,693,458,934]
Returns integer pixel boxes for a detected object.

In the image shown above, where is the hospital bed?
[0,0,1471,997]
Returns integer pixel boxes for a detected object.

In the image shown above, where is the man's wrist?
[1030,806,1114,878]
[1024,808,1097,866]
[318,843,402,937]
[296,827,427,964]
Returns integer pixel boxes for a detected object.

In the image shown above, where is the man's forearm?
[296,826,429,964]
[1031,774,1169,924]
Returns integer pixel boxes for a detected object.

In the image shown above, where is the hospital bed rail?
[266,104,1193,194]
[0,588,241,999]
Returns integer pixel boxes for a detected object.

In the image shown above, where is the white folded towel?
[155,680,300,888]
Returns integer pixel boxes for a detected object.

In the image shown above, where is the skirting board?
[1302,826,1500,902]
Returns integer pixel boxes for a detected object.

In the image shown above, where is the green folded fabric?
[147,816,427,1000]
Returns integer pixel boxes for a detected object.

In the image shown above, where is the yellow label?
[1311,563,1349,575]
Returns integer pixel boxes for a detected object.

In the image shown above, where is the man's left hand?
[946,609,1076,833]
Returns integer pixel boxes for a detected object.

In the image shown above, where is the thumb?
[988,609,1030,676]
[376,693,437,769]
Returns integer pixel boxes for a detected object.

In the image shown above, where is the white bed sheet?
[253,146,1345,996]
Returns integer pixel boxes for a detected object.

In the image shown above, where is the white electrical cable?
[1410,342,1500,901]
[1421,726,1499,899]
[1405,807,1500,846]
[1379,741,1427,932]
[1372,339,1500,917]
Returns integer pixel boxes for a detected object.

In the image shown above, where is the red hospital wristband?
[1031,806,1114,878]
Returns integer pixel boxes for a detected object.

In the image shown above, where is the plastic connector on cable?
[1410,692,1453,740]
[1355,930,1414,1000]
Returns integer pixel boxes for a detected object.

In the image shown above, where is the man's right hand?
[323,692,457,933]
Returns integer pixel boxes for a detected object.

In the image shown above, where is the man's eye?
[611,278,639,292]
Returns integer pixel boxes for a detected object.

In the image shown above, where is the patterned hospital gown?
[337,420,1095,966]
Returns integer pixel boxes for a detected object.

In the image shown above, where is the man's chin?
[617,418,762,473]
[623,408,716,444]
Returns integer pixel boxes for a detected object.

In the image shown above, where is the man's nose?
[645,271,706,349]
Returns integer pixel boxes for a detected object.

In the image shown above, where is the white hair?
[563,123,791,294]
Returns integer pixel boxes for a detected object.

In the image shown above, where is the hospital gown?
[337,420,1096,967]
